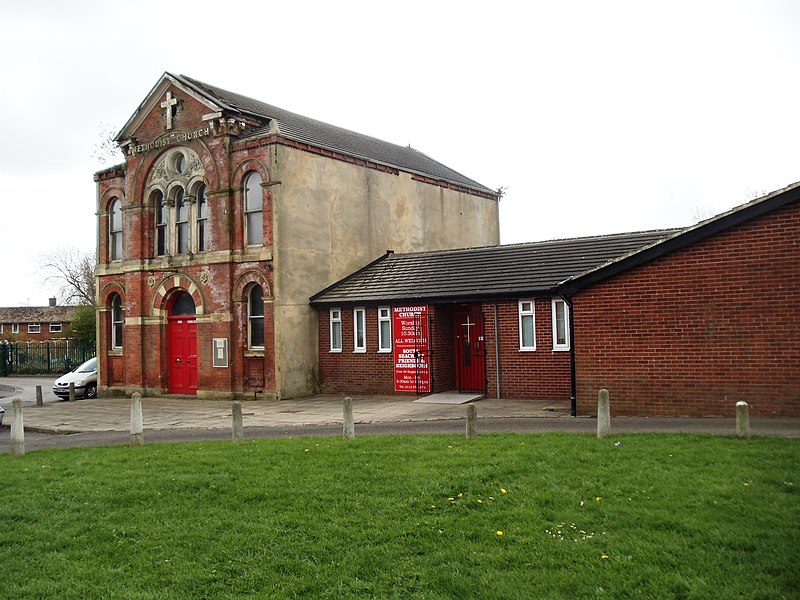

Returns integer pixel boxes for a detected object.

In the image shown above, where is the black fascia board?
[559,185,800,296]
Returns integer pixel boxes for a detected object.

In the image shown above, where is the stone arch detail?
[232,270,272,302]
[99,281,126,306]
[150,272,206,318]
[100,186,125,210]
[230,157,271,190]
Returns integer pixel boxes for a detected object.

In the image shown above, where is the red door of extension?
[454,304,486,393]
[168,315,197,394]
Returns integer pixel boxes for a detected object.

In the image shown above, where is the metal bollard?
[36,385,43,407]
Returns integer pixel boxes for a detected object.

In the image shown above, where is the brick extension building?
[94,73,499,400]
[312,183,800,417]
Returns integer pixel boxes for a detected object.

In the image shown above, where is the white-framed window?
[196,183,208,252]
[175,187,190,254]
[0,324,3,333]
[49,323,62,333]
[248,284,265,349]
[551,298,570,351]
[244,172,264,246]
[28,323,41,334]
[154,189,168,256]
[518,300,536,351]
[353,307,366,353]
[109,198,123,261]
[111,294,123,349]
[378,306,392,352]
[11,324,19,334]
[330,308,342,352]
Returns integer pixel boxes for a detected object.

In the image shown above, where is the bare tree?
[92,122,124,169]
[38,247,96,306]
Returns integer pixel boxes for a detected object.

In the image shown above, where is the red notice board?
[393,305,430,393]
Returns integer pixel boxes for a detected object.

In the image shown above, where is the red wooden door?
[454,304,486,392]
[168,292,197,395]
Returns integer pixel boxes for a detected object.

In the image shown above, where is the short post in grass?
[597,388,611,438]
[736,401,751,439]
[466,403,478,439]
[36,385,43,407]
[130,392,144,446]
[232,401,243,441]
[10,398,25,456]
[343,396,355,439]
[69,382,76,402]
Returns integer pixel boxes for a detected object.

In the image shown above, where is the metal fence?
[0,340,96,376]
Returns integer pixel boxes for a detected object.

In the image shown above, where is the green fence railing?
[0,340,96,376]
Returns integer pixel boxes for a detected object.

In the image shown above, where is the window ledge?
[108,349,123,357]
[244,349,264,358]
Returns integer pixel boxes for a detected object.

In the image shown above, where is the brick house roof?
[173,74,496,196]
[0,306,78,324]
[310,229,679,306]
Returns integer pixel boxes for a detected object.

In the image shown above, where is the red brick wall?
[317,300,572,401]
[573,200,800,417]
[483,300,571,400]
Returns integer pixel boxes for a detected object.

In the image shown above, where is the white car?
[53,357,98,400]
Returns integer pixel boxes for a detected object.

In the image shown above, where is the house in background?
[312,182,800,417]
[94,73,499,400]
[0,299,78,343]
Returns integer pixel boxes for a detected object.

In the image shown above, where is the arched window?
[171,291,196,316]
[175,187,189,254]
[244,172,263,246]
[196,184,208,252]
[109,199,122,261]
[248,284,264,348]
[110,293,123,349]
[153,190,167,256]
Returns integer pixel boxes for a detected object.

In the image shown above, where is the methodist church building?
[312,183,800,417]
[94,73,499,400]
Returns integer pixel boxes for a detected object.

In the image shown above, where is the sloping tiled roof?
[310,229,680,305]
[175,74,495,195]
[0,306,78,324]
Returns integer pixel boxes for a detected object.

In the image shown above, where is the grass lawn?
[2,433,798,599]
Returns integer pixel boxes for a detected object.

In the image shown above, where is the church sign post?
[393,306,430,394]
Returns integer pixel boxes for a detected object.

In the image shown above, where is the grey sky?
[1,0,798,306]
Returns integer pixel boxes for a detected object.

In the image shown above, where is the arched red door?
[168,292,197,394]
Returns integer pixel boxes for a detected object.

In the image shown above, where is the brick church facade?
[94,73,499,400]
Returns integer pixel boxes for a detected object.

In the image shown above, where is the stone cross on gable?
[160,91,178,130]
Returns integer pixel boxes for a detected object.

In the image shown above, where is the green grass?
[2,433,798,599]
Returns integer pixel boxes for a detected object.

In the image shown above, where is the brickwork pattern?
[573,201,800,417]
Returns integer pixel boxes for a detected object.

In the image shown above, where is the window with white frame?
[28,323,41,334]
[248,284,265,349]
[12,324,19,334]
[244,172,263,246]
[551,299,570,351]
[0,324,3,333]
[518,300,536,351]
[353,308,366,352]
[330,308,342,352]
[378,307,392,352]
[148,148,208,258]
[109,198,123,261]
[50,323,62,333]
[111,294,123,349]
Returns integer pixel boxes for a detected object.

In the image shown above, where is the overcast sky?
[1,0,798,307]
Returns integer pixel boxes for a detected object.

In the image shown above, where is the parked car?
[53,357,98,400]
[0,405,4,426]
